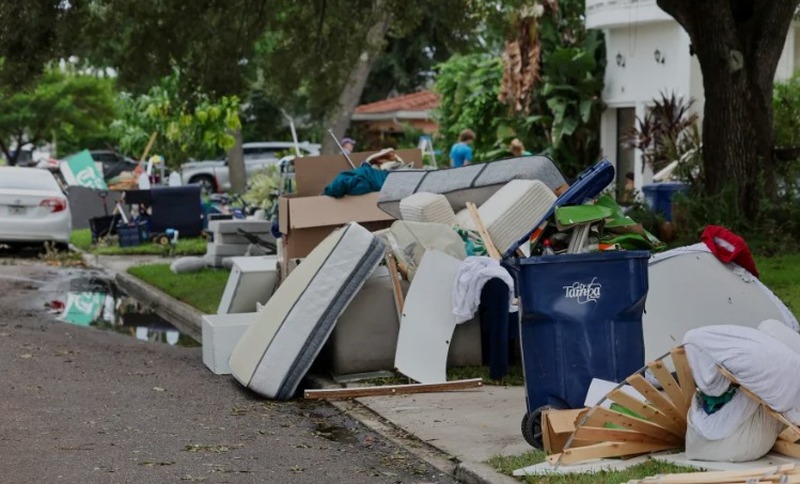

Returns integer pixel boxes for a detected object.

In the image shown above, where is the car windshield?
[0,169,58,191]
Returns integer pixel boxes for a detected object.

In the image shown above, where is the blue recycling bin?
[641,182,689,222]
[503,250,649,447]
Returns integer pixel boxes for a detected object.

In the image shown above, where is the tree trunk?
[320,0,391,155]
[227,129,246,193]
[657,0,800,218]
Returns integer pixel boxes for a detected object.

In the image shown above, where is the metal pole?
[281,110,302,158]
[327,129,356,169]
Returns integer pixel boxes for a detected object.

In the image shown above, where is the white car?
[0,167,71,247]
[180,141,320,193]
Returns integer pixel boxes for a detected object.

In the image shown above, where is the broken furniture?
[229,222,385,400]
[217,255,278,314]
[202,312,254,375]
[376,154,568,220]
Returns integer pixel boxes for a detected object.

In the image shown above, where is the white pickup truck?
[180,141,320,193]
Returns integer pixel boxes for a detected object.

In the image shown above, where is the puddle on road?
[41,274,198,347]
[314,422,358,444]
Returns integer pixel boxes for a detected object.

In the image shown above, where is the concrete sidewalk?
[92,254,529,483]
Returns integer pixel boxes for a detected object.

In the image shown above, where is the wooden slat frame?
[671,347,696,411]
[606,389,684,436]
[547,441,675,466]
[630,463,797,484]
[572,426,671,445]
[384,251,405,323]
[582,407,683,445]
[626,374,685,429]
[647,360,688,419]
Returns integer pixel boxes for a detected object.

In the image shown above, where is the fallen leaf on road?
[19,354,32,359]
[152,387,166,392]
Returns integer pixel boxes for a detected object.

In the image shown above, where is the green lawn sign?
[60,150,107,190]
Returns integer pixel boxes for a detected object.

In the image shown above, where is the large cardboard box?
[279,149,422,261]
[542,408,589,455]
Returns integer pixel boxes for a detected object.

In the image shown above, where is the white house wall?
[603,22,692,107]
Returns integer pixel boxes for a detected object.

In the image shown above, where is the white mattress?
[377,155,566,219]
[228,222,384,399]
[476,180,556,254]
[399,192,456,225]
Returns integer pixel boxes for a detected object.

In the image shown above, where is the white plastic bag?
[686,402,782,462]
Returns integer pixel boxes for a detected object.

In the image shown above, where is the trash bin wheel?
[521,405,555,449]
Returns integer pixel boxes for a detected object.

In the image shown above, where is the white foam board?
[217,256,279,314]
[202,313,255,375]
[644,252,788,362]
[394,250,460,383]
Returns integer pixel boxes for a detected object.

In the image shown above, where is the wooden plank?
[647,360,688,419]
[629,463,797,484]
[303,378,483,400]
[583,407,683,444]
[626,373,685,429]
[773,439,800,458]
[548,441,675,466]
[571,426,672,445]
[384,252,405,323]
[139,131,158,162]
[719,367,800,443]
[466,202,502,260]
[606,389,684,436]
[671,347,696,411]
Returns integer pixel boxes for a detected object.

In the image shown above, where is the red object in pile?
[701,225,759,278]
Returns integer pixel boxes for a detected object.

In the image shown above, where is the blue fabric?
[323,164,389,198]
[449,142,473,168]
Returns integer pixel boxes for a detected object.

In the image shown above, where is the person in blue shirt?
[449,129,475,168]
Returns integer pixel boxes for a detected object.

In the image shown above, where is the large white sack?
[686,403,783,462]
[687,390,759,441]
[684,325,800,414]
[759,319,800,355]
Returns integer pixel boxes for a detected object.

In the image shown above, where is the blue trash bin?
[641,182,688,222]
[504,250,649,447]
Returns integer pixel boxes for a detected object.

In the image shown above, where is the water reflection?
[47,276,198,347]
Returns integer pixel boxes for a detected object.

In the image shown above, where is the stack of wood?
[628,463,800,484]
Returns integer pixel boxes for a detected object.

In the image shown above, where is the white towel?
[451,256,516,324]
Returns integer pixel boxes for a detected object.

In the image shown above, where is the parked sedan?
[0,167,71,247]
[180,141,320,193]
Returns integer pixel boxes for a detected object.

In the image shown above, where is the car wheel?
[190,175,217,195]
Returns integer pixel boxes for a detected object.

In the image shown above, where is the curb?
[114,271,203,342]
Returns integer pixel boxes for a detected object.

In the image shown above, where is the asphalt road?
[0,253,457,484]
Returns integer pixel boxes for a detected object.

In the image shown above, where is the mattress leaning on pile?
[228,222,384,400]
[377,155,567,219]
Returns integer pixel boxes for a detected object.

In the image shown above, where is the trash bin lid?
[503,160,615,258]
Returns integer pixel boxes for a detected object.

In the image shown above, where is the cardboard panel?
[283,220,391,260]
[287,193,392,230]
[293,148,423,196]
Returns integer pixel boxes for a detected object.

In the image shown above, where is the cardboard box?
[279,149,423,261]
[542,408,589,455]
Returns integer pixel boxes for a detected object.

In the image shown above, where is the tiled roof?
[354,90,439,114]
